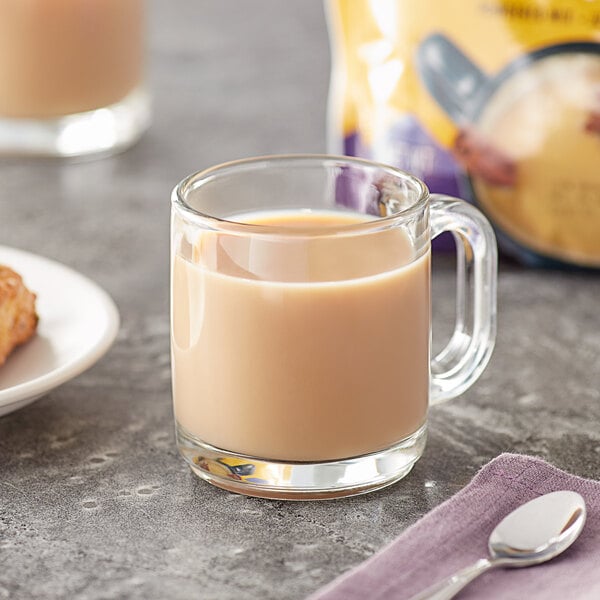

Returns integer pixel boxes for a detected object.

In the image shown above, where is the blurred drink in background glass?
[0,0,150,157]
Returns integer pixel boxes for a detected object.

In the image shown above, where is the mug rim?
[172,154,430,236]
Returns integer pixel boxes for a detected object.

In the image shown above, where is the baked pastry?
[0,265,38,365]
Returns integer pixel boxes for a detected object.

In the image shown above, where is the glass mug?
[0,0,150,157]
[170,155,497,500]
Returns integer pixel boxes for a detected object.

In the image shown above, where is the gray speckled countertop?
[1,2,599,599]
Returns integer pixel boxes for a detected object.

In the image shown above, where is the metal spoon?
[410,490,586,600]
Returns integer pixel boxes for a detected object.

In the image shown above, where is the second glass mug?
[171,155,497,500]
[0,0,149,157]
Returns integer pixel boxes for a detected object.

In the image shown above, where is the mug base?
[0,86,150,158]
[176,422,427,500]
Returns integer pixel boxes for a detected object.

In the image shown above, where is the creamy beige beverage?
[172,211,430,462]
[0,0,143,118]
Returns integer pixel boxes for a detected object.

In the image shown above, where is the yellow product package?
[327,0,600,267]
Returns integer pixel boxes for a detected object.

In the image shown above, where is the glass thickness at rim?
[171,154,430,235]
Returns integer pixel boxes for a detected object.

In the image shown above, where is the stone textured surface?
[0,1,599,599]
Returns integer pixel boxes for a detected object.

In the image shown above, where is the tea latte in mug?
[171,210,430,462]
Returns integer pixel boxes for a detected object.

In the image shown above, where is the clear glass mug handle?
[429,194,497,404]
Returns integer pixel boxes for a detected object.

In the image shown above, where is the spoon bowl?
[489,490,586,566]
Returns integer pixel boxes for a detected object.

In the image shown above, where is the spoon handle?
[408,558,495,600]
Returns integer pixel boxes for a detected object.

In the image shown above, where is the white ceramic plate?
[0,246,120,416]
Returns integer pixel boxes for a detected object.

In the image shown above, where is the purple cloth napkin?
[309,453,600,600]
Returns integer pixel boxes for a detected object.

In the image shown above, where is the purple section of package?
[343,115,464,251]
